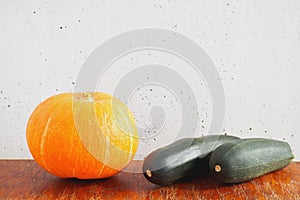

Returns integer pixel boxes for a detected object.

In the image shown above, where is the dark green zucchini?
[142,135,240,185]
[209,138,294,183]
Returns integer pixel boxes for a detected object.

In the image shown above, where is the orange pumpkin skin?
[26,92,139,179]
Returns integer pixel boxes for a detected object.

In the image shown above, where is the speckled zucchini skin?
[142,135,240,185]
[209,138,294,183]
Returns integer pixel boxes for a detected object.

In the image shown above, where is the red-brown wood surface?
[0,160,299,200]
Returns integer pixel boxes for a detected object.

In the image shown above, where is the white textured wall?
[0,0,299,160]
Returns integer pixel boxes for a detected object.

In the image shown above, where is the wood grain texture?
[0,160,299,200]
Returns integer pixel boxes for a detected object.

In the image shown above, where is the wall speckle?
[0,0,299,160]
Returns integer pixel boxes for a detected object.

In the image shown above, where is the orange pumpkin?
[26,92,139,179]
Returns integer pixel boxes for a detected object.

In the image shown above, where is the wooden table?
[0,160,299,200]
